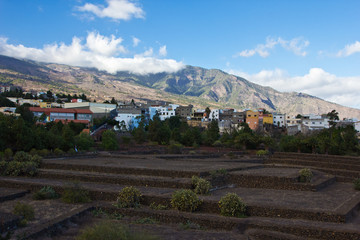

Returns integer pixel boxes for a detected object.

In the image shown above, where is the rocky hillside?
[1,54,359,119]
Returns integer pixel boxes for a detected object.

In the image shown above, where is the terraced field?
[1,151,360,239]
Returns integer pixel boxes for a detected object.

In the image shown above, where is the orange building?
[246,110,259,130]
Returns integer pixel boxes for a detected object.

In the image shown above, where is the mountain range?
[1,54,360,119]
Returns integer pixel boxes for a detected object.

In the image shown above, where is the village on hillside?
[1,85,360,138]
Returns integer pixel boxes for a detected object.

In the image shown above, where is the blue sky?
[1,0,360,108]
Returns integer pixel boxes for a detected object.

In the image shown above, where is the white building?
[273,113,286,127]
[115,112,141,130]
[209,109,220,121]
[355,122,360,132]
[150,104,179,121]
[301,114,329,130]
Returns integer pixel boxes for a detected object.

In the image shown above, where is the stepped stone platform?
[230,168,336,191]
[38,169,193,189]
[0,187,28,203]
[1,152,360,239]
[42,156,262,178]
[266,152,360,182]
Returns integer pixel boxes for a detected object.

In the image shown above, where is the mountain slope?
[0,55,359,119]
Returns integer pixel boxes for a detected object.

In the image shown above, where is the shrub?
[256,150,269,156]
[168,143,183,154]
[33,186,59,200]
[5,161,23,176]
[29,148,38,156]
[354,178,360,191]
[218,193,247,217]
[299,168,313,183]
[13,202,35,223]
[62,182,91,203]
[54,148,64,156]
[14,151,32,162]
[209,168,228,180]
[149,202,168,210]
[4,148,13,160]
[21,161,38,176]
[76,220,159,240]
[191,176,211,195]
[0,160,8,175]
[115,186,142,208]
[38,149,50,157]
[30,154,42,167]
[212,140,223,147]
[171,189,202,212]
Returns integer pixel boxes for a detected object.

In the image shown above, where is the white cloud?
[337,41,360,57]
[135,48,153,58]
[86,31,126,56]
[234,37,309,58]
[227,68,360,109]
[159,45,167,57]
[0,33,184,75]
[132,37,140,47]
[76,0,144,21]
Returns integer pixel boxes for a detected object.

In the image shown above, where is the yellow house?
[259,112,273,125]
[39,102,52,108]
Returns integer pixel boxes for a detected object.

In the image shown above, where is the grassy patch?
[62,182,91,204]
[76,220,160,240]
[13,202,35,226]
[33,186,59,200]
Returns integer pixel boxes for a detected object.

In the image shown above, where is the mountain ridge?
[0,54,359,119]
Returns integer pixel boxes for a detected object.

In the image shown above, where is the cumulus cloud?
[76,0,144,21]
[132,37,140,47]
[234,37,309,58]
[227,68,360,109]
[86,31,126,56]
[337,41,360,57]
[159,45,167,57]
[0,32,184,75]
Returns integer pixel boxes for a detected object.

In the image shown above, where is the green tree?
[101,130,118,150]
[133,121,147,144]
[0,95,16,107]
[205,107,211,119]
[15,105,34,124]
[110,97,117,105]
[62,124,75,151]
[203,120,219,145]
[327,110,339,128]
[74,133,94,151]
